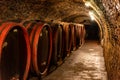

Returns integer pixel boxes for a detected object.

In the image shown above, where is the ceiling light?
[85,1,90,7]
[89,11,95,20]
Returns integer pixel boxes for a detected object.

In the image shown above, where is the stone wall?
[0,0,53,21]
[96,0,120,80]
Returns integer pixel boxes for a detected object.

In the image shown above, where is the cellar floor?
[30,40,108,80]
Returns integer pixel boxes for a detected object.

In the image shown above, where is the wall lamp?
[89,11,95,20]
[85,1,91,7]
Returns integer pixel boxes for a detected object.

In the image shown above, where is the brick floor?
[42,40,108,80]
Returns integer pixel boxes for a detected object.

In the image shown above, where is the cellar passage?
[0,0,120,80]
[85,21,100,41]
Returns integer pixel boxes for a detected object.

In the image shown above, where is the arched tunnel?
[0,0,120,80]
[85,21,100,40]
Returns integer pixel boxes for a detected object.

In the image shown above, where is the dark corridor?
[85,21,100,41]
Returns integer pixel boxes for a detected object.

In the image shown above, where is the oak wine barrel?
[0,22,31,80]
[24,21,52,76]
[81,25,86,45]
[75,24,82,48]
[61,22,73,58]
[69,24,77,51]
[50,23,63,66]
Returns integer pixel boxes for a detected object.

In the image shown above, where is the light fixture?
[89,11,95,20]
[85,1,90,7]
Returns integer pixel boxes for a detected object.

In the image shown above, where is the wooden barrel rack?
[0,20,86,79]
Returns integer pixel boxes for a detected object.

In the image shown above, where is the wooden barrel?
[81,25,86,45]
[0,22,31,80]
[61,22,73,58]
[69,24,77,51]
[75,24,82,48]
[50,23,63,66]
[24,21,52,76]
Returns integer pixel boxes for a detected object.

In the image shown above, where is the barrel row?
[0,20,86,80]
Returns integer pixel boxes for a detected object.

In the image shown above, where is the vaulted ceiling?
[0,0,119,27]
[0,0,92,25]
